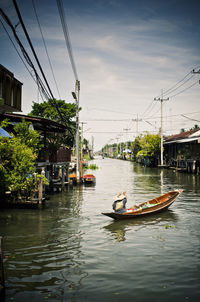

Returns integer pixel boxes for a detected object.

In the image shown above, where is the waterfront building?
[164,129,200,173]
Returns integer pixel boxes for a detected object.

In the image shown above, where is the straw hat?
[114,192,125,201]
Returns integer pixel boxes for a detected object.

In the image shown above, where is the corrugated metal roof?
[164,136,200,144]
[0,113,69,133]
[190,130,200,137]
[164,129,199,142]
[176,137,200,143]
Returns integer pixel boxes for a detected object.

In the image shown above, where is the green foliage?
[190,124,199,130]
[29,100,77,122]
[136,132,161,158]
[84,154,91,161]
[83,138,89,146]
[0,136,36,193]
[87,164,99,170]
[131,136,142,157]
[0,121,47,197]
[29,99,77,148]
[101,133,161,162]
[13,119,41,155]
[0,118,10,129]
[165,224,175,229]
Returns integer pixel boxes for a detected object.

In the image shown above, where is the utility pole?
[80,122,87,178]
[154,90,169,166]
[136,115,139,137]
[72,80,81,182]
[116,136,119,155]
[123,128,131,150]
[134,115,142,137]
[91,136,94,158]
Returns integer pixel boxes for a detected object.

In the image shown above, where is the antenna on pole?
[154,90,169,166]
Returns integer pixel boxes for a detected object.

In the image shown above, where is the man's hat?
[114,192,125,201]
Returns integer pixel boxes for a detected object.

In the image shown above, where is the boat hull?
[102,190,182,220]
[83,174,96,184]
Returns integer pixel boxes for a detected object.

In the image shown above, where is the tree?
[131,136,142,158]
[29,99,78,150]
[0,136,36,193]
[14,119,41,155]
[190,124,199,130]
[0,121,40,196]
[136,132,161,158]
[29,99,77,128]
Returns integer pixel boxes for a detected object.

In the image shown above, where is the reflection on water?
[104,211,178,242]
[1,187,90,301]
[1,158,200,302]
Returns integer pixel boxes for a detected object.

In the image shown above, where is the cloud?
[1,0,199,150]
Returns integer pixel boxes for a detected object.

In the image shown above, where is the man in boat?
[112,192,127,213]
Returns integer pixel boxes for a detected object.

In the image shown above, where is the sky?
[1,0,200,151]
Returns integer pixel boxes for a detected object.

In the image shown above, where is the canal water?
[0,157,200,302]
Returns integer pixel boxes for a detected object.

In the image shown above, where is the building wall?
[164,141,200,167]
[0,65,22,112]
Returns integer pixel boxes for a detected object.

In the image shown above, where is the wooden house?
[164,129,200,173]
[0,65,22,113]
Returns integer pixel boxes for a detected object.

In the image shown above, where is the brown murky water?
[0,157,200,301]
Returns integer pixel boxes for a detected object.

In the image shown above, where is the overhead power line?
[12,0,54,99]
[0,7,51,101]
[164,74,195,97]
[89,107,137,115]
[141,100,156,117]
[162,71,193,96]
[169,80,199,98]
[0,19,36,83]
[155,65,200,99]
[82,118,136,122]
[31,0,61,99]
[11,0,66,124]
[56,0,79,81]
[142,66,199,120]
[181,115,200,123]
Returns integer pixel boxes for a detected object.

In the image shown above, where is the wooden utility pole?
[154,91,169,166]
[123,128,131,150]
[72,80,81,182]
[136,115,139,137]
[81,122,87,177]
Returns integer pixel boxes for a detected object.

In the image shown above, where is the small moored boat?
[83,174,96,184]
[102,189,182,220]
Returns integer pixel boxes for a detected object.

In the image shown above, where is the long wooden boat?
[102,189,182,220]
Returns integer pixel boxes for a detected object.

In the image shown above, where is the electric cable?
[0,18,46,102]
[164,74,195,97]
[12,0,66,124]
[56,0,78,81]
[0,19,34,81]
[31,0,61,99]
[0,7,51,102]
[181,115,200,123]
[141,100,155,117]
[168,80,199,99]
[163,71,193,96]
